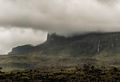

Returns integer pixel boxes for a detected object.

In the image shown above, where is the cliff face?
[9,32,120,56]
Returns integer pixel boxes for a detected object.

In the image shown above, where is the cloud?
[0,0,120,36]
[97,0,118,5]
[0,27,47,54]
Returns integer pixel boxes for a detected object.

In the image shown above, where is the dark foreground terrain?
[0,65,120,82]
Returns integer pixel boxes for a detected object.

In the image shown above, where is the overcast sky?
[0,0,120,54]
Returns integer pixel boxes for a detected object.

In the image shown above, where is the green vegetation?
[1,52,120,72]
[0,64,120,82]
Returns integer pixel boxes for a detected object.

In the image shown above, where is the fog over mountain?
[0,0,120,54]
[0,28,47,54]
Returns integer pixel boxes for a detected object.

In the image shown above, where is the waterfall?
[97,40,101,53]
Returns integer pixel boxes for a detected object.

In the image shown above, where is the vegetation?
[1,33,120,81]
[0,32,119,71]
[0,64,120,82]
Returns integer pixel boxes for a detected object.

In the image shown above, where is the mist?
[0,0,120,54]
[0,27,47,54]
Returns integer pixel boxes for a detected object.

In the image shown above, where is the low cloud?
[0,0,120,36]
[0,27,47,54]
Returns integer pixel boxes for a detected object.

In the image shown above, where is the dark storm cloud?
[0,0,120,36]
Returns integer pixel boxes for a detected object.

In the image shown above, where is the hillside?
[9,32,120,56]
[1,32,120,71]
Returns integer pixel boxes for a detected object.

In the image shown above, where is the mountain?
[9,32,120,56]
[2,32,120,71]
[9,45,34,55]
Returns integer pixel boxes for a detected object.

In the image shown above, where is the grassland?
[0,64,120,82]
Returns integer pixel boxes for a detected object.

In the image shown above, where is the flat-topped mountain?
[9,32,120,56]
